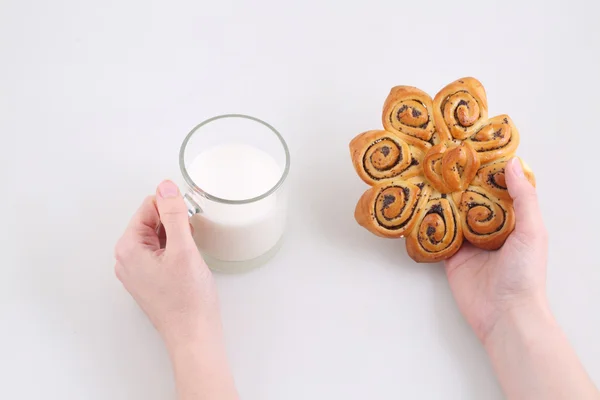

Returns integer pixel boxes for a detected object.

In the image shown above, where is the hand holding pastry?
[350,77,534,262]
[444,158,547,343]
[446,159,599,400]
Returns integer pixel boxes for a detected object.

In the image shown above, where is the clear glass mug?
[178,114,290,273]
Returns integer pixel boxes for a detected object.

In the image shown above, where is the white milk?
[186,143,286,263]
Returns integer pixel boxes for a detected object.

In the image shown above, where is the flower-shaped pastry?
[350,78,535,262]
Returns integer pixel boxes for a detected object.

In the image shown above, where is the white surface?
[188,143,285,262]
[1,0,599,399]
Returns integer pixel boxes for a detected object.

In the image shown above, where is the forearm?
[166,325,238,400]
[485,299,599,400]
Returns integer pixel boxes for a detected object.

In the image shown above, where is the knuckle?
[140,195,156,211]
[159,198,188,215]
[538,227,549,245]
[159,208,187,224]
[114,238,135,262]
[525,190,539,204]
[518,188,538,205]
[114,262,125,281]
[514,191,540,214]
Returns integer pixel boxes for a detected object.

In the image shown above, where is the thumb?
[505,157,545,241]
[155,180,194,250]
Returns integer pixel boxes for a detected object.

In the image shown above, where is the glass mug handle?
[184,192,202,217]
[155,192,201,243]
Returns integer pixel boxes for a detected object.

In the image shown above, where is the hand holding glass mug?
[114,181,238,400]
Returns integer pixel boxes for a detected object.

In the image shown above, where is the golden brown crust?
[433,77,488,142]
[472,157,536,201]
[350,77,535,262]
[382,86,437,150]
[354,177,431,238]
[465,115,520,164]
[349,130,424,185]
[458,186,516,250]
[406,194,463,262]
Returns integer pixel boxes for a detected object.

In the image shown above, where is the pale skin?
[114,181,238,400]
[115,159,599,400]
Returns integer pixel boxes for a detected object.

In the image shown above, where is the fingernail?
[511,158,525,178]
[158,180,179,198]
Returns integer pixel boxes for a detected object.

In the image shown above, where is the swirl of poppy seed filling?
[362,138,419,181]
[440,91,483,137]
[362,139,399,178]
[462,190,507,235]
[387,99,435,144]
[469,118,513,152]
[418,201,458,251]
[486,171,506,190]
[453,99,471,125]
[393,102,431,129]
[374,186,420,230]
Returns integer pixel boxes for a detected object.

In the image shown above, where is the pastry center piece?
[422,141,480,194]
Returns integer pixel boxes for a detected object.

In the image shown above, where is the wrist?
[165,321,231,378]
[160,298,223,351]
[162,314,224,353]
[484,294,557,354]
[482,295,600,399]
[166,325,238,400]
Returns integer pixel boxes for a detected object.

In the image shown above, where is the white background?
[1,0,599,399]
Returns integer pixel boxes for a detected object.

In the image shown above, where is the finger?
[156,221,195,250]
[505,157,545,241]
[155,180,195,250]
[128,195,160,231]
[115,195,164,267]
[120,195,161,251]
